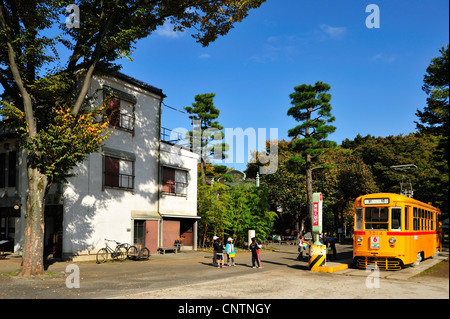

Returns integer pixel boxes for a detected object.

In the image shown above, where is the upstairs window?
[162,167,188,196]
[106,97,135,133]
[103,86,136,134]
[104,155,135,190]
[0,151,17,188]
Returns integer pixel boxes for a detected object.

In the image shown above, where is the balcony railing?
[162,181,188,196]
[104,173,135,190]
[161,127,190,148]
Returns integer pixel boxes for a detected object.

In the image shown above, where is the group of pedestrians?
[212,236,262,269]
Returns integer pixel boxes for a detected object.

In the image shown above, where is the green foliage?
[251,141,378,235]
[345,133,448,217]
[287,81,337,160]
[314,147,379,231]
[197,183,276,247]
[184,93,229,182]
[0,101,110,183]
[415,44,449,136]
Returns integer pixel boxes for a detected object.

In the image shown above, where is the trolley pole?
[309,192,326,271]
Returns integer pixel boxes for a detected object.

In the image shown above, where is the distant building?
[0,72,198,259]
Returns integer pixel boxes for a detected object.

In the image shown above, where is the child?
[226,237,236,266]
[297,235,308,260]
[215,238,226,268]
[212,236,218,266]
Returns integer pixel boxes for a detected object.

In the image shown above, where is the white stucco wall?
[159,142,198,218]
[62,75,162,255]
[2,73,199,257]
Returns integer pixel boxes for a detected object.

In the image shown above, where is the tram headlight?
[357,237,363,242]
[389,237,396,244]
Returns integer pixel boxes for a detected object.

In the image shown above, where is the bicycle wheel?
[96,248,108,263]
[127,246,139,260]
[139,247,150,260]
[115,246,127,261]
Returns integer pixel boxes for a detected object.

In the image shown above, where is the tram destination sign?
[364,198,389,205]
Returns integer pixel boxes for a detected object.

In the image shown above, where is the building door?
[134,220,146,250]
[0,216,14,252]
[133,219,159,254]
[44,205,63,258]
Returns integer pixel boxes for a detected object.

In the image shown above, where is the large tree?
[344,133,448,218]
[0,0,265,276]
[286,81,336,235]
[184,93,228,184]
[415,44,449,137]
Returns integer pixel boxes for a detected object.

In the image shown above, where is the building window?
[0,151,16,188]
[8,151,16,188]
[162,167,188,196]
[0,153,5,188]
[105,96,135,133]
[104,155,135,190]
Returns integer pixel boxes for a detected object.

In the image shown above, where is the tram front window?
[365,207,389,230]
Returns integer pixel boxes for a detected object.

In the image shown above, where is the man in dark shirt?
[249,237,262,268]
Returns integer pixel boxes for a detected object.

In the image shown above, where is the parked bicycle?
[126,245,151,261]
[96,239,127,263]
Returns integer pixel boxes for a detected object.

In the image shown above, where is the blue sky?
[117,0,449,170]
[2,1,449,171]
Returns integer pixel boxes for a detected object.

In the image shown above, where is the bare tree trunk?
[202,223,208,248]
[18,167,48,277]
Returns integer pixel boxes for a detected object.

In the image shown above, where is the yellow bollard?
[309,244,326,271]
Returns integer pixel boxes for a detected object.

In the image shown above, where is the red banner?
[313,202,319,226]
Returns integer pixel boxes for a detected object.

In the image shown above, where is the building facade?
[0,72,198,259]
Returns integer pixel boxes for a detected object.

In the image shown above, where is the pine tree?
[185,93,228,183]
[287,81,336,233]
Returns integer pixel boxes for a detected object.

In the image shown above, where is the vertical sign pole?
[309,192,325,270]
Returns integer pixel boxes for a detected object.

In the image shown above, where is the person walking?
[212,236,219,266]
[215,238,226,268]
[226,237,236,266]
[297,235,308,260]
[249,237,262,268]
[329,236,337,260]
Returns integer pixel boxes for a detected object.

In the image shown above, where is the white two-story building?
[0,72,198,259]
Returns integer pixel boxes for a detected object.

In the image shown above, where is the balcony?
[160,127,192,148]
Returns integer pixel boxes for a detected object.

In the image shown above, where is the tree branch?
[70,3,117,115]
[0,4,37,136]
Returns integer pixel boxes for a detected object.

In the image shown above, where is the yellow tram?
[353,193,442,270]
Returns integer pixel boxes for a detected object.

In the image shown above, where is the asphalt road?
[0,243,448,300]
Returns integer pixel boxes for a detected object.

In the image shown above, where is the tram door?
[405,206,414,264]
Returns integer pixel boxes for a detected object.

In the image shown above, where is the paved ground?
[0,243,448,300]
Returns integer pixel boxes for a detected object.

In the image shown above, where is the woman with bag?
[226,238,236,266]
